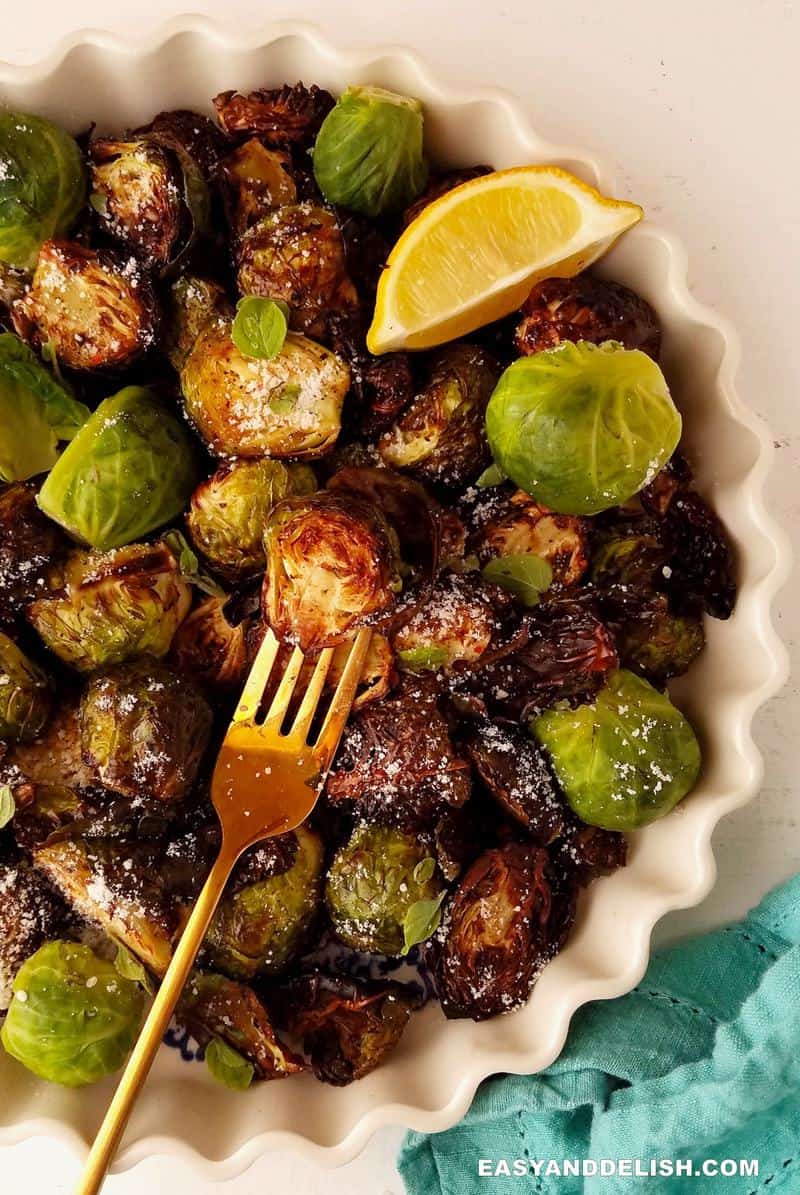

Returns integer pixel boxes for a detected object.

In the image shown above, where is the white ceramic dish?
[0,15,790,1179]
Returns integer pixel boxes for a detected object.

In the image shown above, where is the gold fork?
[77,626,373,1195]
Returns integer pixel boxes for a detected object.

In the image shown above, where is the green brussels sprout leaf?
[232,296,289,360]
[205,1036,255,1091]
[0,333,90,482]
[412,856,436,885]
[402,890,446,954]
[0,784,15,829]
[113,943,154,994]
[475,462,507,488]
[482,553,553,606]
[397,646,448,671]
[162,529,226,598]
[37,386,199,551]
[533,669,701,831]
[485,341,682,515]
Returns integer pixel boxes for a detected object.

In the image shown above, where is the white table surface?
[2,1,799,1190]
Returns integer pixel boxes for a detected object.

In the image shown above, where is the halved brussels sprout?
[187,458,316,581]
[0,333,90,483]
[169,595,252,693]
[1,940,144,1087]
[236,204,359,340]
[485,342,682,515]
[37,387,199,551]
[378,344,499,488]
[661,491,737,620]
[163,274,231,372]
[206,825,323,977]
[27,541,192,673]
[469,489,588,587]
[7,699,92,789]
[533,668,701,831]
[216,139,297,238]
[326,824,441,956]
[0,482,67,621]
[515,276,662,360]
[34,838,181,975]
[589,523,669,613]
[80,658,212,801]
[263,492,401,651]
[90,139,184,266]
[0,863,65,1010]
[0,632,51,743]
[616,597,705,683]
[213,83,335,146]
[392,573,499,670]
[0,111,86,269]
[13,241,158,371]
[181,318,349,459]
[313,86,428,218]
[463,720,566,843]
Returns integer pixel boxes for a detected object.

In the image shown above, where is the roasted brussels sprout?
[0,632,51,743]
[463,720,566,843]
[485,342,682,516]
[515,276,662,359]
[327,675,471,827]
[181,317,349,459]
[589,522,669,614]
[638,454,693,516]
[552,820,628,888]
[27,542,192,673]
[313,86,428,218]
[263,493,401,651]
[187,458,316,581]
[0,333,90,483]
[178,971,303,1080]
[163,274,231,372]
[34,837,181,975]
[7,700,92,790]
[169,595,252,693]
[616,596,705,683]
[661,491,736,620]
[236,204,359,339]
[533,669,702,831]
[468,489,589,588]
[80,659,212,801]
[270,974,414,1085]
[378,344,499,488]
[207,826,323,978]
[37,387,199,551]
[326,824,441,955]
[0,482,67,621]
[0,111,86,269]
[13,241,158,371]
[431,843,570,1020]
[1,940,144,1086]
[216,139,297,238]
[392,573,502,670]
[0,863,66,1009]
[401,166,492,228]
[213,83,335,146]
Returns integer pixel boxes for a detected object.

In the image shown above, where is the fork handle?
[76,841,240,1195]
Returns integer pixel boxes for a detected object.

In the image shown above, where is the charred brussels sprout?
[0,632,51,743]
[163,274,231,372]
[1,940,144,1086]
[80,659,212,801]
[313,86,428,218]
[187,458,316,581]
[37,387,198,551]
[169,595,252,693]
[515,276,662,359]
[616,597,705,683]
[89,139,184,267]
[27,542,192,672]
[207,826,323,977]
[393,573,501,670]
[270,974,414,1085]
[463,720,566,843]
[213,83,335,146]
[236,204,359,340]
[263,493,401,651]
[468,489,588,588]
[661,491,736,620]
[0,111,86,269]
[0,482,67,621]
[13,241,158,371]
[533,669,701,831]
[485,342,682,516]
[432,843,570,1020]
[216,139,297,238]
[0,333,89,483]
[326,824,441,956]
[378,344,499,488]
[589,523,669,613]
[0,863,65,1010]
[181,317,349,459]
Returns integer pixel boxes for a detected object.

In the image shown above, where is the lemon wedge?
[366,165,642,354]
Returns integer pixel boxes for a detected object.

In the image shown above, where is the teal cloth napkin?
[399,875,800,1194]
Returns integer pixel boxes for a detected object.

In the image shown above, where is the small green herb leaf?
[413,856,436,885]
[162,530,226,598]
[205,1037,255,1091]
[475,462,507,488]
[232,297,289,360]
[482,553,553,606]
[0,785,16,829]
[402,890,447,953]
[397,646,448,671]
[113,943,154,994]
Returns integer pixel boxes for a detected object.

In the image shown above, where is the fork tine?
[231,628,281,725]
[262,643,306,732]
[290,646,335,741]
[313,628,372,768]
